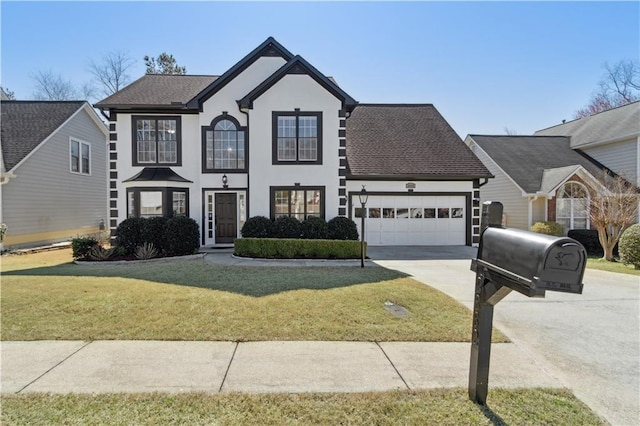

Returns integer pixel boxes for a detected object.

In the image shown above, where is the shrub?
[71,237,99,259]
[567,229,618,257]
[301,216,329,239]
[241,216,273,238]
[115,217,145,255]
[234,238,363,259]
[619,224,640,269]
[135,242,159,260]
[530,221,564,236]
[272,216,302,239]
[87,245,115,261]
[163,216,200,256]
[141,216,168,254]
[327,216,359,240]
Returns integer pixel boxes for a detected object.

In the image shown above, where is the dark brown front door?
[215,193,237,243]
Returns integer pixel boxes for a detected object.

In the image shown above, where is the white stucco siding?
[247,74,343,219]
[580,137,638,185]
[200,57,287,127]
[467,139,529,229]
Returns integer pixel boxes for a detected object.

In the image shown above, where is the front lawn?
[1,249,506,342]
[0,389,604,425]
[586,257,640,275]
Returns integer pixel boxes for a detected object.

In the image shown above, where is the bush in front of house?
[234,238,363,259]
[71,237,99,259]
[141,216,168,254]
[327,216,359,240]
[115,217,146,255]
[163,216,200,256]
[619,224,640,269]
[301,216,329,239]
[530,221,564,237]
[241,216,273,238]
[272,216,302,239]
[567,229,618,257]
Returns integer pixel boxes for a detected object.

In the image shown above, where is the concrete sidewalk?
[1,340,562,394]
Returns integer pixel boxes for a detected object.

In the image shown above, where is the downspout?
[239,104,250,220]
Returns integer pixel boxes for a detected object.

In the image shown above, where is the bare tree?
[575,60,640,118]
[1,86,16,100]
[144,52,187,75]
[503,127,518,135]
[31,70,79,100]
[88,50,135,97]
[587,173,639,261]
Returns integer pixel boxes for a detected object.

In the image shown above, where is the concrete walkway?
[1,340,561,394]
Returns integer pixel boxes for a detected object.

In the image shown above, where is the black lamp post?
[358,185,368,268]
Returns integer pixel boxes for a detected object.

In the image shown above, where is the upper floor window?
[132,116,181,166]
[272,111,322,164]
[556,181,589,232]
[70,138,90,175]
[202,116,246,172]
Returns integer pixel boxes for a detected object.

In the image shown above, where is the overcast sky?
[2,1,638,138]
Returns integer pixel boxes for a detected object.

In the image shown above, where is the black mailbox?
[471,227,586,297]
[468,201,587,406]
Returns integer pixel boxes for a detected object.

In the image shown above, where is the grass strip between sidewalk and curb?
[0,389,605,425]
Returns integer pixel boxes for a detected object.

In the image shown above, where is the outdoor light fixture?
[359,185,368,268]
[222,174,228,189]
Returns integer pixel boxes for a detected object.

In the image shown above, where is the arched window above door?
[202,115,246,172]
[556,181,589,232]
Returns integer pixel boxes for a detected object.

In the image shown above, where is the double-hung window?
[273,111,322,164]
[70,138,90,175]
[202,116,246,172]
[271,186,324,220]
[132,116,181,166]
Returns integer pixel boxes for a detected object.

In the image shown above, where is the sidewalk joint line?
[219,341,239,392]
[16,340,93,394]
[376,342,410,390]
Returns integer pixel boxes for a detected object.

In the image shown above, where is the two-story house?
[96,37,491,247]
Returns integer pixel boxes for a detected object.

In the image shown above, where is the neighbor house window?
[132,116,181,166]
[70,138,90,175]
[127,188,189,218]
[270,186,324,220]
[202,116,246,172]
[272,112,322,164]
[556,181,589,231]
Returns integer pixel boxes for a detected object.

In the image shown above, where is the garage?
[352,194,468,246]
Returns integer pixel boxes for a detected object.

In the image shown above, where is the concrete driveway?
[369,246,640,426]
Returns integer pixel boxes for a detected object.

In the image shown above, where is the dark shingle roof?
[469,135,606,193]
[346,104,492,179]
[95,74,218,108]
[1,100,85,171]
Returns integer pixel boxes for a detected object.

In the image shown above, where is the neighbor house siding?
[468,138,528,229]
[580,138,638,185]
[2,109,108,247]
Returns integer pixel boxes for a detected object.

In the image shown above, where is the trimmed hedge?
[163,216,200,256]
[327,216,359,240]
[234,238,365,259]
[241,216,273,238]
[301,216,329,239]
[141,216,168,254]
[272,216,302,239]
[567,229,618,257]
[115,218,145,255]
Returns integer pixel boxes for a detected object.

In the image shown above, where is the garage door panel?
[355,194,466,246]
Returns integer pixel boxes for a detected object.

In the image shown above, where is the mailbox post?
[468,201,586,406]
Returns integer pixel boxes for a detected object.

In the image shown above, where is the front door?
[215,193,237,244]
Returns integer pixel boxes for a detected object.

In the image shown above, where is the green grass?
[586,256,640,275]
[1,249,507,342]
[0,389,605,425]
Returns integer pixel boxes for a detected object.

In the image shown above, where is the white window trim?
[556,181,590,230]
[69,137,91,176]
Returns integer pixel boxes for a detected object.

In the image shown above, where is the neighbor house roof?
[346,104,492,179]
[534,101,640,148]
[468,135,606,194]
[94,74,218,109]
[1,100,87,171]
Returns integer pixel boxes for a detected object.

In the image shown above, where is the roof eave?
[347,173,493,181]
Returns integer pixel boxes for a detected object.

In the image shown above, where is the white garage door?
[353,195,466,246]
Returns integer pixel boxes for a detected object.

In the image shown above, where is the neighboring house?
[0,101,109,249]
[95,37,492,247]
[535,101,640,186]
